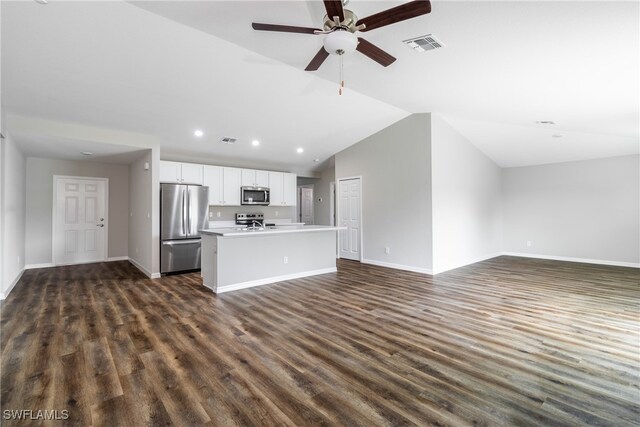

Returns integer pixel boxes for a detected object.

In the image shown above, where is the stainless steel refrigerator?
[160,183,209,274]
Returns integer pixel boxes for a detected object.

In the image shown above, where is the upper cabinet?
[160,161,203,185]
[268,171,297,206]
[203,166,241,206]
[241,169,269,188]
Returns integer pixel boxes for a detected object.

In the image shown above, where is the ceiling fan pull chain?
[339,53,344,95]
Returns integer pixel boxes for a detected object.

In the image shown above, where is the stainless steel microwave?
[241,186,270,205]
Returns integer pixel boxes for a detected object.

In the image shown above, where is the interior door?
[54,177,107,265]
[300,187,314,224]
[339,178,361,261]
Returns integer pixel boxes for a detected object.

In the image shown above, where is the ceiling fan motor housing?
[323,30,358,55]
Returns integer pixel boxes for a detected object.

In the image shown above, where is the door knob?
[97,224,104,227]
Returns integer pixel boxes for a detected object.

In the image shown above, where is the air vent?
[536,121,556,125]
[219,137,237,144]
[403,34,445,52]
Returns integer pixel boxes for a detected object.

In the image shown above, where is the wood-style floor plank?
[1,257,638,426]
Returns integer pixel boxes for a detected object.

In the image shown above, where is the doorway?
[337,177,362,261]
[53,176,108,265]
[297,185,314,224]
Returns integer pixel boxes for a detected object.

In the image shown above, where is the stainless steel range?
[236,212,264,228]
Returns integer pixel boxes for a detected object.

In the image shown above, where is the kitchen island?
[200,226,345,293]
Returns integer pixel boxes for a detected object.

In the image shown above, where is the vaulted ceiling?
[2,1,638,171]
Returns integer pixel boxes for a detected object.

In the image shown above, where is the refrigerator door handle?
[186,187,192,237]
[183,187,188,237]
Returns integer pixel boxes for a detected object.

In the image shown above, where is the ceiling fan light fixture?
[323,30,358,55]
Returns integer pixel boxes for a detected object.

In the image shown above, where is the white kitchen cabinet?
[241,169,269,187]
[203,165,223,205]
[283,173,297,206]
[222,167,241,206]
[268,171,297,206]
[203,166,240,206]
[160,161,203,185]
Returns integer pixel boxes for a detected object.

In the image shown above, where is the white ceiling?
[2,1,638,170]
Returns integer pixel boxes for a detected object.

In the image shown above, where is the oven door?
[241,187,270,205]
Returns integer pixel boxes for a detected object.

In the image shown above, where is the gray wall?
[502,154,640,264]
[431,114,503,273]
[25,157,129,265]
[1,134,26,298]
[313,166,335,226]
[335,113,432,271]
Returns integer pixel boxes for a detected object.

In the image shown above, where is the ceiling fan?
[252,0,432,71]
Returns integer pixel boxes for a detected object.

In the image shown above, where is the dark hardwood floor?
[1,257,638,426]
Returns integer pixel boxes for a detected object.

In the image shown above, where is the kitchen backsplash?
[207,205,296,222]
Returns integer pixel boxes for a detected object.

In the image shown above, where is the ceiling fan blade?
[356,38,396,67]
[252,23,320,34]
[357,0,431,32]
[305,47,330,71]
[323,0,345,22]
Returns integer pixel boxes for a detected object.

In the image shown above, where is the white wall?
[431,114,503,274]
[335,114,432,272]
[24,157,129,266]
[128,150,155,277]
[502,154,640,266]
[1,134,26,299]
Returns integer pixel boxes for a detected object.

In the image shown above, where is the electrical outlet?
[217,211,221,218]
[283,256,288,264]
[384,247,390,255]
[275,211,279,217]
[135,247,139,254]
[208,211,213,218]
[147,212,150,219]
[17,256,20,265]
[526,240,532,247]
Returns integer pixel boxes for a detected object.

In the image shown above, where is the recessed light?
[252,140,260,147]
[34,0,48,4]
[194,129,204,137]
[313,158,320,162]
[81,151,93,156]
[535,120,556,125]
[296,148,304,154]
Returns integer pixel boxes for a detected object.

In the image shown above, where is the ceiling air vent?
[403,34,445,52]
[219,137,237,145]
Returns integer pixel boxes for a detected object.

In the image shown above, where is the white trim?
[24,262,56,269]
[214,267,337,294]
[0,269,24,300]
[336,176,363,262]
[362,258,432,275]
[107,256,129,262]
[52,175,109,266]
[432,253,503,275]
[128,257,152,278]
[501,252,640,268]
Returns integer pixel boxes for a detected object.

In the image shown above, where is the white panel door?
[300,187,314,224]
[339,178,361,261]
[222,167,241,206]
[180,163,204,185]
[54,177,107,265]
[203,165,223,206]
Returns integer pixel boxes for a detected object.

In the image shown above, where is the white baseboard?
[128,257,154,279]
[24,262,55,270]
[107,256,129,262]
[501,252,640,268]
[432,253,503,275]
[215,267,337,294]
[1,269,24,300]
[361,259,433,275]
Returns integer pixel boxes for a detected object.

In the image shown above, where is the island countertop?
[200,225,345,237]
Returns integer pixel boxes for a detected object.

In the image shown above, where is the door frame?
[52,175,110,266]
[336,176,363,262]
